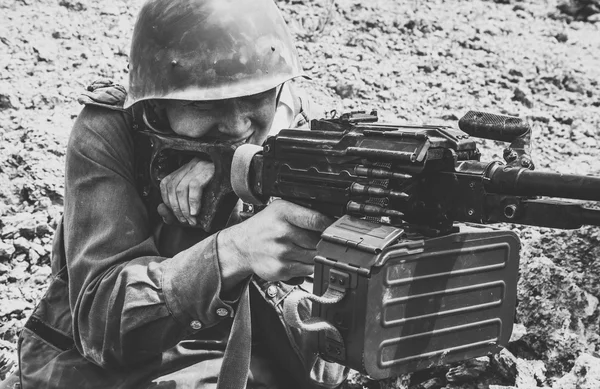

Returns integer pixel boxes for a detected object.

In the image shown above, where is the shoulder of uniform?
[77,78,128,112]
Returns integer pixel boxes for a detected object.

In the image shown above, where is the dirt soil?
[1,0,599,388]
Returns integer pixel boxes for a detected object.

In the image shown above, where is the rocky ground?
[1,0,599,388]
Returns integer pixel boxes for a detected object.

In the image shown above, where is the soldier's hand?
[217,200,334,289]
[158,157,215,226]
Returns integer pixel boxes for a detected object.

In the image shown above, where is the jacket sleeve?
[64,106,235,369]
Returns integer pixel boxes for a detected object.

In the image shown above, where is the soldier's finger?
[175,181,194,225]
[279,201,334,232]
[188,160,215,216]
[288,247,318,265]
[283,261,315,279]
[157,203,177,225]
[290,230,322,250]
[159,177,171,211]
[167,176,186,224]
[188,179,204,219]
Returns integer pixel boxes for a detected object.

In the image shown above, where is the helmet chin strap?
[141,101,173,134]
[276,83,285,107]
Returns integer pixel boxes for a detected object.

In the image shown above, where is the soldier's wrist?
[216,227,253,291]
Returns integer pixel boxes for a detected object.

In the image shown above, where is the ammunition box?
[313,215,520,379]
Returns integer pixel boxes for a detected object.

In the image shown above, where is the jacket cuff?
[161,234,238,331]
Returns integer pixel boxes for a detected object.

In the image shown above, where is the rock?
[0,300,32,317]
[29,242,47,257]
[509,69,524,78]
[513,86,534,108]
[582,292,598,317]
[343,370,379,388]
[491,348,518,383]
[2,225,19,240]
[33,39,60,63]
[31,93,63,109]
[557,0,600,20]
[11,253,27,263]
[516,358,546,387]
[528,113,551,124]
[28,249,40,264]
[563,74,586,94]
[35,222,53,238]
[58,0,87,11]
[553,354,600,389]
[100,4,120,15]
[555,33,569,42]
[334,81,355,99]
[553,113,574,125]
[509,323,527,343]
[515,253,599,375]
[377,90,392,102]
[0,241,15,259]
[438,113,459,121]
[0,264,9,275]
[446,357,490,382]
[0,82,21,110]
[13,237,30,252]
[0,93,19,110]
[413,377,444,388]
[7,264,28,282]
[16,218,37,239]
[0,350,16,381]
[32,265,51,277]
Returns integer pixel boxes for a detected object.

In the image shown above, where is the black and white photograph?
[0,0,599,388]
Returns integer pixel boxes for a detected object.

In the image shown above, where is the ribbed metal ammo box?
[312,215,520,379]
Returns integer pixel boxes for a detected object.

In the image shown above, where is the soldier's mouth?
[229,134,254,147]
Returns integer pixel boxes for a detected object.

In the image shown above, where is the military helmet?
[124,0,304,108]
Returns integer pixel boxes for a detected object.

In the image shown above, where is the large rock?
[0,299,33,317]
[553,354,600,389]
[515,254,600,377]
[0,241,15,259]
[558,0,600,20]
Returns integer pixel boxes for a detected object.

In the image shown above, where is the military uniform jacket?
[17,81,345,389]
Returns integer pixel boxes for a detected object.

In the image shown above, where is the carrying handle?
[458,111,534,169]
[283,284,347,358]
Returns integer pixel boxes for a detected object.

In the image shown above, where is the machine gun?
[139,110,600,379]
[232,110,600,232]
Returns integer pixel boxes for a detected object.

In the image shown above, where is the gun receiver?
[234,110,600,234]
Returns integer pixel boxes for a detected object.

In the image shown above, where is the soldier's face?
[162,88,277,145]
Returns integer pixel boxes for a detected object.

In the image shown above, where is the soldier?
[9,0,347,388]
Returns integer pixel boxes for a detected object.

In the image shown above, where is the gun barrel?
[486,165,600,201]
[581,207,600,226]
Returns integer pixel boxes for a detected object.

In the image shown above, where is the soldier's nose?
[217,99,252,138]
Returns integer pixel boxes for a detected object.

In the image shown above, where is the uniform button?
[266,285,278,298]
[190,320,202,330]
[216,307,229,317]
